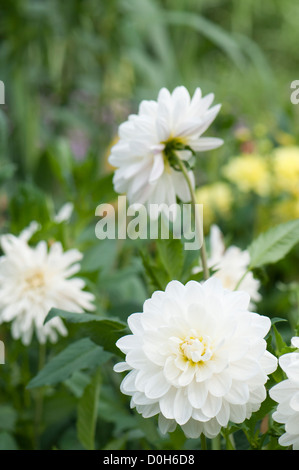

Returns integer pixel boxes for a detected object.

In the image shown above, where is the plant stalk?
[33,343,46,449]
[173,155,210,280]
[200,434,208,450]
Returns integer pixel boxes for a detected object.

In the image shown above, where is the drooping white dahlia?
[193,225,261,307]
[269,337,299,450]
[109,86,223,215]
[0,223,95,345]
[114,278,277,439]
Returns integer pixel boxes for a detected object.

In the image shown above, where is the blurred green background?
[1,0,299,451]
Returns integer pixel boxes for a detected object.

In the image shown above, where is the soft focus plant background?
[1,0,299,450]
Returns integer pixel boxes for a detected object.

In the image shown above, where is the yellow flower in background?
[274,131,296,147]
[195,182,233,229]
[272,146,299,196]
[272,197,299,223]
[222,153,271,197]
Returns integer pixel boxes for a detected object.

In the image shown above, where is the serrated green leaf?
[248,219,299,269]
[27,338,111,389]
[45,309,127,355]
[77,369,101,450]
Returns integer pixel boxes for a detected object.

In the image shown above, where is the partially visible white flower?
[0,225,95,345]
[114,278,277,439]
[270,337,299,450]
[19,221,41,241]
[54,202,74,224]
[193,225,261,307]
[109,86,223,218]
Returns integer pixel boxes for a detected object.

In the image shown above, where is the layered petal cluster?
[0,224,95,345]
[109,86,222,216]
[193,225,261,306]
[270,337,299,450]
[114,278,277,439]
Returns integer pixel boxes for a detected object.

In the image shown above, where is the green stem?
[33,343,46,449]
[173,155,210,280]
[234,268,250,291]
[200,434,208,450]
[223,432,236,450]
[211,434,221,450]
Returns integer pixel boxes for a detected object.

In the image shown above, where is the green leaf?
[248,219,299,269]
[271,317,288,326]
[81,239,118,274]
[0,161,15,186]
[44,308,127,355]
[139,250,168,291]
[163,11,246,67]
[27,338,112,389]
[46,137,74,187]
[9,182,52,232]
[156,238,184,281]
[77,369,101,450]
[64,371,91,398]
[241,395,276,449]
[273,325,287,354]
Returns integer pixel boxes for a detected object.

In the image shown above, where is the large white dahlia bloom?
[193,225,261,307]
[109,86,222,214]
[114,278,277,439]
[0,223,95,345]
[269,337,299,450]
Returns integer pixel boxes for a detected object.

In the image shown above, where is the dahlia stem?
[200,434,208,450]
[173,155,210,280]
[33,343,46,449]
[234,268,250,291]
[211,434,221,450]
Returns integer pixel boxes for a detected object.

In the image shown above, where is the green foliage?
[44,309,128,355]
[9,182,53,233]
[1,0,299,452]
[156,238,184,281]
[77,369,101,450]
[27,338,112,389]
[248,219,299,269]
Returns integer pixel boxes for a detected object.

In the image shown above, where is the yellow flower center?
[180,333,212,364]
[24,269,46,290]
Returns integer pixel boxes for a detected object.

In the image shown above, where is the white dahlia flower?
[0,223,95,345]
[269,337,299,450]
[114,278,277,439]
[193,225,261,307]
[109,86,222,215]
